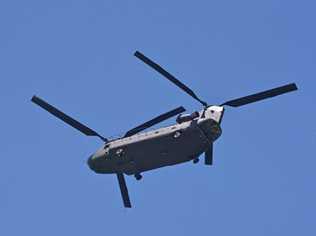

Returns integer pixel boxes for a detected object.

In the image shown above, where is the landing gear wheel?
[193,158,199,164]
[134,173,142,181]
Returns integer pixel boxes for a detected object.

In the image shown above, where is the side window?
[173,130,182,138]
[115,148,124,157]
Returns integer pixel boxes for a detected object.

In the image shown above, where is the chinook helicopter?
[31,51,298,208]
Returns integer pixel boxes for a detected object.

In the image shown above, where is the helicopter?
[31,51,298,208]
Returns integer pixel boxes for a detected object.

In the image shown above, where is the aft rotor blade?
[31,96,108,142]
[205,144,213,165]
[221,83,298,107]
[124,106,186,137]
[116,173,132,208]
[134,51,208,107]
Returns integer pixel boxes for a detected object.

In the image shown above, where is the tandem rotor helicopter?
[32,51,298,208]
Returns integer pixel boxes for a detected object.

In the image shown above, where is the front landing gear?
[134,173,143,181]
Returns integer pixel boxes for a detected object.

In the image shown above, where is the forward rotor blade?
[134,51,208,107]
[221,83,298,107]
[116,173,132,208]
[124,106,186,137]
[31,96,108,142]
[205,144,213,165]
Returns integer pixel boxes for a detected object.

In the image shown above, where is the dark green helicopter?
[32,51,298,208]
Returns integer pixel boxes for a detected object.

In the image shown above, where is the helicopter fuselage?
[88,106,224,175]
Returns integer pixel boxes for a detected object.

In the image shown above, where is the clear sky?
[1,0,315,235]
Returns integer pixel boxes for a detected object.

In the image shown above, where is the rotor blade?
[124,106,186,137]
[221,83,298,107]
[31,96,108,142]
[134,51,208,107]
[205,144,213,165]
[116,173,132,208]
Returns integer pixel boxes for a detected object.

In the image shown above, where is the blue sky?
[1,0,315,235]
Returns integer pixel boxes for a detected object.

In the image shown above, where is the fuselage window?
[173,131,182,138]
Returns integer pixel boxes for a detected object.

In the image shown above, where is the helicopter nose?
[87,155,96,170]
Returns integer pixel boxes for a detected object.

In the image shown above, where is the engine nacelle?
[176,111,199,124]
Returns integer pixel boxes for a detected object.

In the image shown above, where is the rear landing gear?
[193,158,199,164]
[134,173,142,181]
